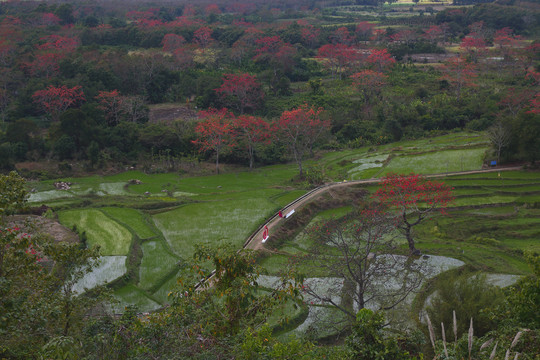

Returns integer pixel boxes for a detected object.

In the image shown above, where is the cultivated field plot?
[151,270,182,304]
[58,209,133,255]
[380,147,486,175]
[153,198,277,259]
[28,189,74,203]
[139,240,180,291]
[72,256,127,295]
[102,207,157,239]
[260,254,465,337]
[279,206,354,254]
[319,132,488,180]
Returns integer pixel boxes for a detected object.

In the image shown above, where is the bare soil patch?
[148,103,198,124]
[7,215,79,243]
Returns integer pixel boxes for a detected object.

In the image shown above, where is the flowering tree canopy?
[373,173,454,254]
[234,115,270,170]
[95,90,124,126]
[215,73,264,114]
[440,56,477,99]
[192,108,235,174]
[275,104,330,176]
[32,85,85,122]
[350,70,387,103]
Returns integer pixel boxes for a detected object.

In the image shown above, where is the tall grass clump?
[426,272,503,339]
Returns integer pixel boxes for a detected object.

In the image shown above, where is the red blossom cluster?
[440,56,477,99]
[40,13,61,26]
[162,33,186,52]
[192,107,272,171]
[366,48,396,72]
[275,103,330,176]
[167,16,204,28]
[1,227,42,265]
[32,85,85,122]
[373,173,454,214]
[350,70,387,102]
[37,35,79,52]
[356,21,375,41]
[317,44,364,79]
[215,73,264,114]
[527,93,540,114]
[193,26,214,47]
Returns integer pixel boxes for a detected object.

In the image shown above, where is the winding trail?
[244,165,522,252]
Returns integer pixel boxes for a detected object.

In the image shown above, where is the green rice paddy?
[153,198,277,259]
[139,240,180,290]
[58,209,133,255]
[102,207,157,239]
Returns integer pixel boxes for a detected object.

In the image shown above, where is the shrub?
[426,272,503,339]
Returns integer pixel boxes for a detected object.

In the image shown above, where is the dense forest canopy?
[0,0,538,175]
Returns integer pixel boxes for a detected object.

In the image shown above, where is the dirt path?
[244,165,523,252]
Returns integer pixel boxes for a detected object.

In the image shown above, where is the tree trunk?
[216,148,220,174]
[248,145,254,170]
[293,146,303,177]
[404,224,420,255]
[63,299,71,336]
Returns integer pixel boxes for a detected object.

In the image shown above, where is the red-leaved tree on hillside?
[192,108,235,174]
[193,26,214,48]
[356,21,375,42]
[373,173,454,254]
[32,85,85,122]
[366,48,396,72]
[440,56,477,99]
[95,90,124,126]
[37,35,79,52]
[350,70,387,103]
[234,115,270,170]
[527,93,540,115]
[162,33,186,52]
[460,36,487,63]
[215,73,264,114]
[300,25,320,48]
[275,104,330,176]
[317,44,364,80]
[254,35,296,72]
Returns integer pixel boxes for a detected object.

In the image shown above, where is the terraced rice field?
[153,198,277,259]
[102,207,157,239]
[58,209,133,255]
[72,256,127,295]
[139,240,179,290]
[28,132,538,316]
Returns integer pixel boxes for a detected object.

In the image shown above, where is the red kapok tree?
[440,56,477,100]
[215,73,264,114]
[527,93,540,115]
[275,104,330,176]
[317,44,364,80]
[162,33,186,52]
[373,173,454,254]
[95,90,124,126]
[192,108,235,174]
[350,70,387,103]
[366,48,396,72]
[193,26,214,48]
[234,115,270,170]
[32,85,85,122]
